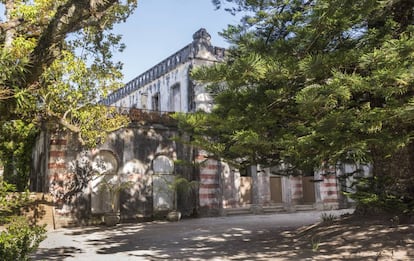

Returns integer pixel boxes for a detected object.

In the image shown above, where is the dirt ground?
[287,214,414,260]
[31,209,414,261]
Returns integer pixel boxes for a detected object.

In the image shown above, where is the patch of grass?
[311,236,320,252]
[390,215,400,227]
[320,213,336,224]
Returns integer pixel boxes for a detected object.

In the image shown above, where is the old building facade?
[32,29,355,227]
[101,28,224,113]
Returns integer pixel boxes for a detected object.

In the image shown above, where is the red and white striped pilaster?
[290,176,303,203]
[48,133,69,203]
[321,174,339,204]
[197,154,219,209]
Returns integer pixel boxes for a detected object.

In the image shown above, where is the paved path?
[32,209,353,261]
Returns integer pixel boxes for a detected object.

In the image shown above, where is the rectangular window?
[152,92,160,111]
[188,78,195,112]
[170,84,181,112]
[141,93,148,109]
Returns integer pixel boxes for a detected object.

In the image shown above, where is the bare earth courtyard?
[31,209,414,261]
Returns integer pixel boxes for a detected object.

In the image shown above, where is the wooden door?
[302,176,316,203]
[270,176,283,203]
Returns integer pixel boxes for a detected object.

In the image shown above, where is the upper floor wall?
[101,28,225,113]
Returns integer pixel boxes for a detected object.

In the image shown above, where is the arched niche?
[152,155,174,175]
[152,155,175,212]
[90,150,120,214]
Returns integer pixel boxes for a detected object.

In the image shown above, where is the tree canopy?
[181,0,414,178]
[0,0,136,188]
[0,0,135,144]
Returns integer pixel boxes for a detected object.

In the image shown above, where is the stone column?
[290,176,303,205]
[314,170,324,210]
[314,168,340,210]
[321,174,340,210]
[220,162,238,209]
[197,151,220,216]
[258,166,271,205]
[250,165,271,213]
[281,176,292,211]
[48,131,68,203]
[250,165,259,204]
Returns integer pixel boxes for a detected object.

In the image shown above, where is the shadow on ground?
[32,214,414,260]
[33,247,83,260]
[292,215,414,260]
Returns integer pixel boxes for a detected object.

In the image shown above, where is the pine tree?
[179,0,414,213]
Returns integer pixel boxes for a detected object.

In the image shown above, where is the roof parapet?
[101,29,225,106]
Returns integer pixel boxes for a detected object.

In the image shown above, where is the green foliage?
[97,174,133,212]
[0,120,38,190]
[0,0,135,186]
[72,105,130,148]
[0,1,135,257]
[311,236,321,252]
[320,213,336,224]
[195,1,414,215]
[157,174,198,211]
[0,182,46,260]
[0,216,46,261]
[348,176,414,215]
[0,0,135,146]
[187,1,414,173]
[169,176,198,197]
[169,175,198,211]
[0,182,30,224]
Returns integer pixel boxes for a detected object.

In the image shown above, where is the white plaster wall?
[102,28,225,113]
[109,61,218,113]
[341,163,371,203]
[194,84,213,113]
[109,59,216,114]
[114,63,191,112]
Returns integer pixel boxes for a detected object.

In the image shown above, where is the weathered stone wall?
[32,124,358,227]
[33,122,199,226]
[221,163,239,209]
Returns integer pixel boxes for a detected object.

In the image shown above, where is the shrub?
[0,182,47,260]
[0,216,46,261]
[0,182,30,225]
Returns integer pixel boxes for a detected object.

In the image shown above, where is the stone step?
[262,205,285,213]
[53,214,77,228]
[25,193,55,230]
[224,204,317,216]
[295,204,315,211]
[224,206,252,216]
[35,204,55,230]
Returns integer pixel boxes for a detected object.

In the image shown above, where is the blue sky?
[113,0,240,83]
